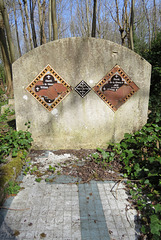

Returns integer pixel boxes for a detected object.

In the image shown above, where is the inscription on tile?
[102,74,124,92]
[26,64,72,111]
[93,65,139,112]
[75,80,91,98]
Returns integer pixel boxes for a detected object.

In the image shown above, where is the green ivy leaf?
[97,147,104,153]
[144,179,150,184]
[154,204,161,213]
[102,151,109,160]
[35,178,42,183]
[150,223,160,236]
[150,215,161,236]
[141,225,147,234]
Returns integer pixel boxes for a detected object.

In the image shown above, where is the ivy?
[4,181,21,195]
[93,122,161,239]
[0,109,33,163]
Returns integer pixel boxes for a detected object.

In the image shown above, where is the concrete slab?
[0,151,140,240]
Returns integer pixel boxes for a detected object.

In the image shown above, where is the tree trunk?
[38,0,42,45]
[42,0,46,44]
[29,0,37,48]
[0,12,13,97]
[0,0,15,63]
[142,0,151,48]
[153,0,157,40]
[91,0,97,37]
[120,29,126,46]
[13,1,22,57]
[86,0,90,37]
[23,0,33,49]
[97,1,102,38]
[18,0,29,52]
[51,0,58,40]
[38,0,46,45]
[124,0,129,46]
[114,0,127,46]
[69,1,75,37]
[49,0,52,41]
[129,0,134,50]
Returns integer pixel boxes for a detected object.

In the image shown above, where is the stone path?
[0,151,140,240]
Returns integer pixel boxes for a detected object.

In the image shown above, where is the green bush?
[4,181,21,195]
[94,122,161,239]
[0,128,33,161]
[116,123,161,239]
[0,110,33,163]
[142,32,161,125]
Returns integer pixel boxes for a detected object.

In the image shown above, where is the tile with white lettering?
[75,81,91,98]
[26,64,72,111]
[93,65,139,111]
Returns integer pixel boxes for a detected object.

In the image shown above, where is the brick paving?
[0,152,140,240]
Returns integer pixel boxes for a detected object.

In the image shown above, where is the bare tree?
[42,0,46,43]
[108,0,132,46]
[152,0,157,40]
[86,0,90,37]
[38,0,46,45]
[91,0,97,37]
[142,0,151,48]
[97,0,102,38]
[29,0,37,48]
[0,0,15,63]
[129,0,134,50]
[18,0,30,52]
[13,1,22,57]
[69,0,75,37]
[0,12,13,97]
[69,0,93,37]
[77,0,86,36]
[51,0,58,40]
[49,0,52,41]
[1,0,160,60]
[23,0,33,49]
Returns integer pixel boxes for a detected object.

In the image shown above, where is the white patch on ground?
[29,152,77,179]
[48,152,73,163]
[89,80,93,84]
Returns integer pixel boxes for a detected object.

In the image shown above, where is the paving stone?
[0,151,140,240]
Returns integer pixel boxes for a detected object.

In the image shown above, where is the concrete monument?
[13,38,151,149]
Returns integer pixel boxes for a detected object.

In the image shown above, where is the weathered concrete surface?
[13,38,151,149]
[0,151,139,240]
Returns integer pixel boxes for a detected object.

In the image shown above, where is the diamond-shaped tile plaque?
[26,64,72,111]
[93,65,139,112]
[75,80,91,98]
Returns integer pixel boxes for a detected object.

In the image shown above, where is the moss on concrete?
[0,151,25,203]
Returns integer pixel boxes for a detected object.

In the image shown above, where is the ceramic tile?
[93,65,139,111]
[26,64,72,111]
[74,80,91,98]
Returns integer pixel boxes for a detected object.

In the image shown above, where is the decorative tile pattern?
[93,65,139,111]
[75,80,91,98]
[26,64,72,111]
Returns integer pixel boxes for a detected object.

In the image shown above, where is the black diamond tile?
[75,80,91,98]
